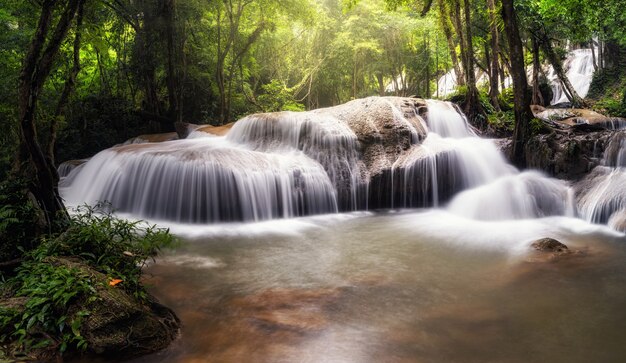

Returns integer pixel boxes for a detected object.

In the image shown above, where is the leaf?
[109,279,123,286]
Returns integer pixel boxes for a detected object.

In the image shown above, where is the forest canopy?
[1,0,625,210]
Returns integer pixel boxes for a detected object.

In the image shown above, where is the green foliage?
[498,88,515,111]
[37,204,177,300]
[530,117,550,135]
[593,97,626,118]
[1,260,95,354]
[487,111,515,133]
[256,80,305,112]
[56,95,153,162]
[0,205,176,356]
[0,180,40,265]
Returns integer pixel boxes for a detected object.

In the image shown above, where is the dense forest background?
[1,0,626,177]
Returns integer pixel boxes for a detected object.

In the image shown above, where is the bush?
[487,111,515,134]
[0,179,40,265]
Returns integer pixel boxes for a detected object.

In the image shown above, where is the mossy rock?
[1,257,179,361]
[47,258,180,359]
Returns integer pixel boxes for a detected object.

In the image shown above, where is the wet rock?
[123,132,179,144]
[193,122,236,137]
[526,129,614,180]
[531,238,569,253]
[534,107,626,130]
[57,159,89,178]
[526,238,588,263]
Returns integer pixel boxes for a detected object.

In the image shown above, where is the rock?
[128,132,179,144]
[57,159,89,178]
[533,107,626,130]
[526,129,615,180]
[49,258,179,360]
[531,238,569,253]
[526,238,587,263]
[193,122,236,137]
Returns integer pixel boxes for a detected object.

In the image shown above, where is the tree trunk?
[450,0,467,88]
[18,0,82,232]
[538,30,585,107]
[487,0,501,111]
[531,35,543,106]
[501,0,533,168]
[377,73,385,95]
[164,0,183,129]
[460,0,485,127]
[590,39,598,71]
[49,0,85,166]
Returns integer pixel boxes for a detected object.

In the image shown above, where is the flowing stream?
[61,97,626,362]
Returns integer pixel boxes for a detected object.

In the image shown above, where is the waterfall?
[577,167,626,224]
[424,100,476,138]
[577,132,626,227]
[61,139,338,223]
[447,171,573,220]
[434,49,595,106]
[603,132,626,167]
[61,96,606,225]
[549,49,595,105]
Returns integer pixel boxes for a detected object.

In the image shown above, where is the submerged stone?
[531,238,569,253]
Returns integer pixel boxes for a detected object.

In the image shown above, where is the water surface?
[130,211,626,363]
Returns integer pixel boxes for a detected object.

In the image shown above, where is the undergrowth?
[0,203,176,357]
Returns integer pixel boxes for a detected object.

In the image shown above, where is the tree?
[486,0,501,111]
[17,0,86,232]
[501,0,533,167]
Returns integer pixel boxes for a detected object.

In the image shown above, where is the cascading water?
[577,131,626,227]
[447,171,574,220]
[61,139,338,223]
[60,96,613,228]
[549,49,595,105]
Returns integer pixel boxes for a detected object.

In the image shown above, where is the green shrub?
[37,203,177,300]
[1,260,96,354]
[0,179,40,265]
[487,111,515,133]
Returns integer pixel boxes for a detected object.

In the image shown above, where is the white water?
[448,171,573,220]
[424,100,476,138]
[578,168,626,224]
[577,131,626,226]
[61,139,338,223]
[549,49,595,105]
[434,48,596,105]
[60,97,624,235]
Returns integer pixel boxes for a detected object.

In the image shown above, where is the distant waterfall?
[549,49,596,105]
[434,48,596,105]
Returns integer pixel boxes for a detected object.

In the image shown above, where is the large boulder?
[533,107,626,130]
[526,129,615,180]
